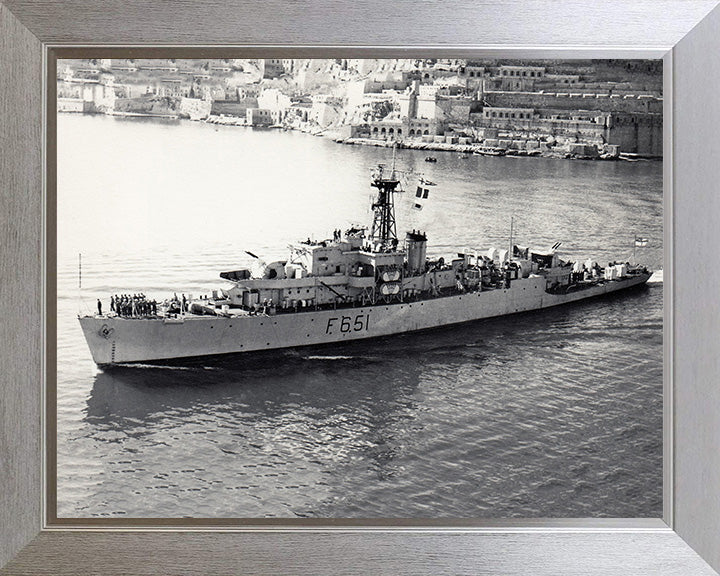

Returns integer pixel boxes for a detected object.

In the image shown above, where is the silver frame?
[2,1,719,574]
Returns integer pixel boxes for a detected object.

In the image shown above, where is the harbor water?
[57,114,663,518]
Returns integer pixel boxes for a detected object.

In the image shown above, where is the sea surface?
[56,113,664,518]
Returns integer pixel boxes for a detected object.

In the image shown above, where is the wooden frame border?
[2,1,719,574]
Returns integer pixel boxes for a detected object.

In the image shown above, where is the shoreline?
[58,110,662,162]
[326,134,661,162]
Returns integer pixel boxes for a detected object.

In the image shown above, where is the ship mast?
[369,146,400,252]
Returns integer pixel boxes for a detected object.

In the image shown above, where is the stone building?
[260,59,285,79]
[246,108,273,126]
[606,112,663,156]
[57,72,116,114]
[211,98,258,118]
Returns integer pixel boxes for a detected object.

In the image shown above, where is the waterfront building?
[405,119,441,137]
[211,98,257,118]
[246,108,273,126]
[606,112,663,156]
[57,71,116,114]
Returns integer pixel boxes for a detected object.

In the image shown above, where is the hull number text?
[326,314,370,335]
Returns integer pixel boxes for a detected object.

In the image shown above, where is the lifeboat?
[381,269,401,282]
[379,282,401,296]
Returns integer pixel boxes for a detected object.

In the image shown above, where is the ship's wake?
[648,270,663,283]
[305,355,358,361]
[109,363,220,372]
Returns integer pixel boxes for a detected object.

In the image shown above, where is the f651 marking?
[326,314,370,334]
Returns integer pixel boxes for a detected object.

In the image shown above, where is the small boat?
[425,156,437,163]
[474,147,506,157]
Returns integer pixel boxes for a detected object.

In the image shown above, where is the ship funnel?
[406,230,427,273]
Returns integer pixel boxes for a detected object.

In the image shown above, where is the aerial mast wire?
[509,216,514,260]
[77,252,83,315]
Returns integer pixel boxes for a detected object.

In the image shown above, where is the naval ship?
[79,161,651,366]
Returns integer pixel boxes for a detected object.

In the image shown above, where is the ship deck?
[87,272,649,322]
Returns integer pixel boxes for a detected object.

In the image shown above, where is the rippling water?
[56,114,663,518]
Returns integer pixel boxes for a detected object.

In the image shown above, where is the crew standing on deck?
[97,299,102,315]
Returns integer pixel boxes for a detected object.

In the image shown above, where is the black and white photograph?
[56,57,663,519]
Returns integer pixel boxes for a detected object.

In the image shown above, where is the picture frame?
[2,1,719,574]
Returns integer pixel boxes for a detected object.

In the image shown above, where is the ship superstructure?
[79,160,652,366]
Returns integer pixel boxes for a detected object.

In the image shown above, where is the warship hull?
[79,272,650,366]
